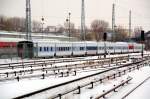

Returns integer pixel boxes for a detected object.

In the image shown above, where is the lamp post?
[66,12,71,41]
[41,17,44,39]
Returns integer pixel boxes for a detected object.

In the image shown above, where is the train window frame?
[44,47,47,51]
[39,47,42,52]
[86,46,97,50]
[51,47,53,51]
[47,47,49,51]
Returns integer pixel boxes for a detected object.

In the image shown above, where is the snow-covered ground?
[0,70,105,99]
[0,52,149,99]
[0,64,149,99]
[124,76,150,99]
[58,66,150,99]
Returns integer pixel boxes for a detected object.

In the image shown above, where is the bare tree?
[86,32,95,41]
[64,21,76,37]
[32,20,42,32]
[91,20,109,41]
[0,15,7,30]
[56,24,64,33]
[115,26,128,41]
[0,16,26,32]
[134,26,143,38]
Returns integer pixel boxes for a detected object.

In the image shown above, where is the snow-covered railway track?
[121,76,150,99]
[13,58,150,99]
[0,58,128,82]
[0,53,145,70]
[0,55,149,82]
[0,55,130,77]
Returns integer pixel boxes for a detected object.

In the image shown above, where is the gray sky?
[0,0,150,31]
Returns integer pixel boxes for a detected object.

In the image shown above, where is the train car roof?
[0,37,26,42]
[32,39,60,43]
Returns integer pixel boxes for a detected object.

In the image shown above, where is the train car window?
[80,47,81,50]
[51,47,53,51]
[109,47,113,49]
[80,47,82,50]
[47,47,49,51]
[44,47,47,51]
[39,47,42,52]
[80,47,84,50]
[87,46,97,50]
[67,47,69,51]
[64,47,67,51]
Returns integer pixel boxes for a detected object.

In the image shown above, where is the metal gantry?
[66,12,71,41]
[129,10,132,38]
[81,0,86,41]
[112,3,115,42]
[26,0,32,40]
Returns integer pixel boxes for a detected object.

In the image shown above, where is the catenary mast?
[81,0,86,41]
[26,0,32,40]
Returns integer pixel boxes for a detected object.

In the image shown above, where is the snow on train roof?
[0,37,25,42]
[32,39,60,43]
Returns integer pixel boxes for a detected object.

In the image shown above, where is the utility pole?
[26,0,32,40]
[66,12,71,41]
[81,0,86,41]
[129,10,131,39]
[112,3,115,42]
[41,16,44,39]
[69,12,71,41]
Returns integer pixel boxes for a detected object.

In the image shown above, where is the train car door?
[17,41,33,58]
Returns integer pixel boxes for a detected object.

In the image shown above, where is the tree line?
[0,15,42,32]
[0,15,142,41]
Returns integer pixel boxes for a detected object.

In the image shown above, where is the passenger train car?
[0,38,144,58]
[0,38,25,58]
[17,40,144,58]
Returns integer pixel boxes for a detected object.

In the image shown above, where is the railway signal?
[103,32,107,41]
[103,32,107,58]
[141,30,145,58]
[141,30,145,41]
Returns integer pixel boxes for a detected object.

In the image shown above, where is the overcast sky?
[0,0,150,31]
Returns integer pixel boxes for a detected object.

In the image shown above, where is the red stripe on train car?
[0,42,17,48]
[128,45,134,49]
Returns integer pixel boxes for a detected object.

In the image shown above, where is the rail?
[1,53,145,70]
[95,77,132,99]
[0,57,129,81]
[13,58,148,99]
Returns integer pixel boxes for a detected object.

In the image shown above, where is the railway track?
[0,53,137,81]
[13,56,150,99]
[121,76,150,99]
[0,57,128,81]
[0,53,147,70]
[0,54,149,82]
